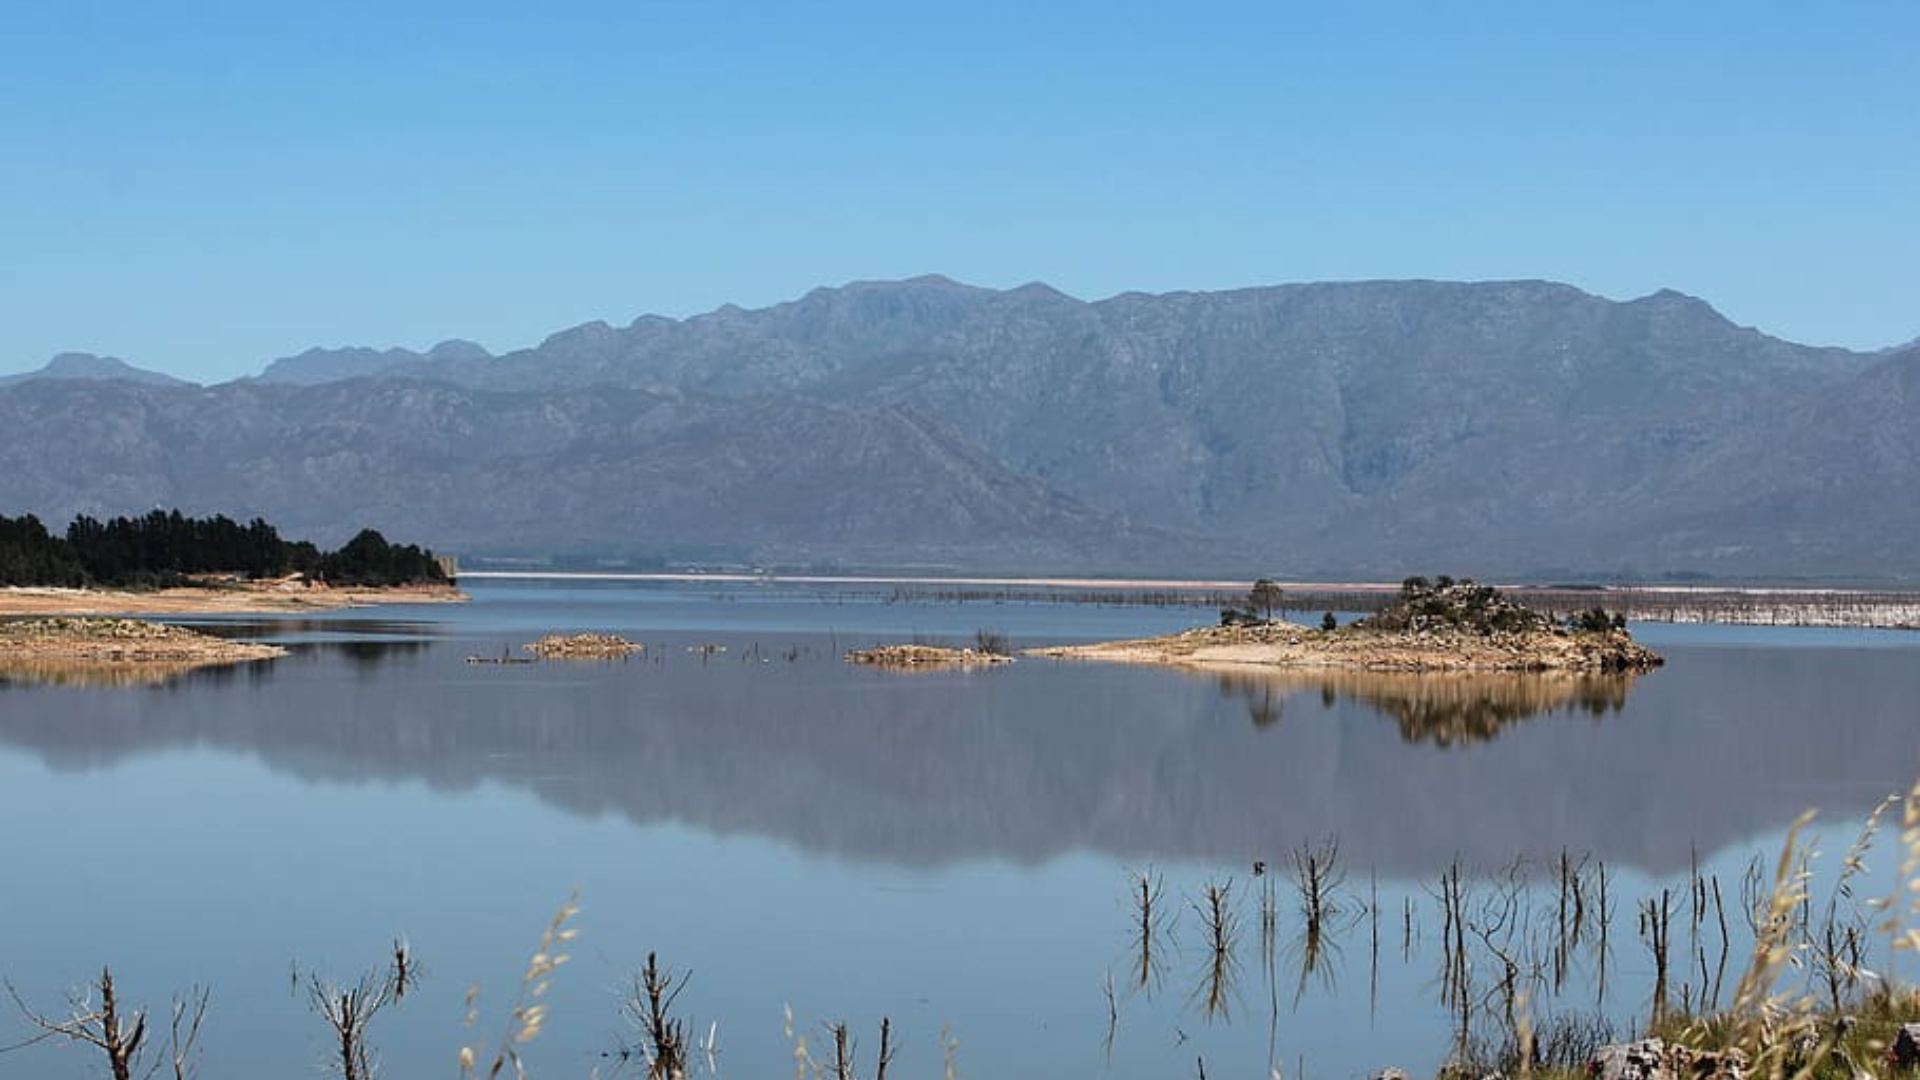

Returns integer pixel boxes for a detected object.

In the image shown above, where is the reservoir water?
[1,579,1916,1079]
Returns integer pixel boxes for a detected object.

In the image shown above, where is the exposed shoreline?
[1030,621,1663,673]
[0,617,287,686]
[0,582,467,616]
[845,643,1015,668]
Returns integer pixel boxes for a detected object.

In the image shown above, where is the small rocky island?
[524,632,644,658]
[845,644,1014,668]
[0,617,286,685]
[1033,577,1663,673]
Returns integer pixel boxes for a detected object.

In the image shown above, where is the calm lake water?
[1,579,1917,1079]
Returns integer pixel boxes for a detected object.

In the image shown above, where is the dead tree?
[3,967,208,1080]
[1189,879,1242,1020]
[621,952,690,1080]
[1128,869,1170,995]
[306,942,416,1080]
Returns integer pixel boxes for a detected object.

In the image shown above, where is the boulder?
[1682,1047,1750,1080]
[1589,1040,1672,1080]
[1891,1023,1920,1069]
[1587,1040,1747,1080]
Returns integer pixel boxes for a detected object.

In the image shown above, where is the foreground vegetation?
[7,779,1917,1080]
[0,509,447,589]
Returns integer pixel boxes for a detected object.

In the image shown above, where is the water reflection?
[0,635,1915,876]
[1187,879,1243,1021]
[331,639,432,668]
[1114,840,1787,1076]
[0,635,432,688]
[170,616,447,640]
[1,605,1918,1080]
[1215,669,1636,745]
[0,657,256,689]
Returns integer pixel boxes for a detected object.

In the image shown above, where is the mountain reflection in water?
[0,631,1915,877]
[1214,669,1633,746]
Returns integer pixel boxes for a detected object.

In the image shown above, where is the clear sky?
[2,0,1915,382]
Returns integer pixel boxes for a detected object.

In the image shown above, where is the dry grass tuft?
[460,893,578,1080]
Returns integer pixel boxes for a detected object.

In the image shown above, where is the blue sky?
[2,0,1915,382]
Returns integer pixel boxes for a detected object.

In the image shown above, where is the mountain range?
[4,276,1915,580]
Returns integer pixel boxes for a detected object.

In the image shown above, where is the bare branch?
[3,967,153,1080]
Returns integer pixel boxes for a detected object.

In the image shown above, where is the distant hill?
[254,339,491,385]
[3,278,1916,579]
[0,352,194,388]
[0,378,1189,570]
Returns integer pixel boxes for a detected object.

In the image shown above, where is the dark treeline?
[0,509,447,588]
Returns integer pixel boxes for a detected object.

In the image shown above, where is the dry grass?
[459,894,578,1080]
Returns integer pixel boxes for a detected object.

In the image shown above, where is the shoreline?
[0,617,287,686]
[0,582,468,617]
[1030,622,1663,674]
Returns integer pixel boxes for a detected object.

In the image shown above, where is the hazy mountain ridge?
[254,338,492,385]
[3,277,1915,577]
[0,377,1179,568]
[0,352,194,388]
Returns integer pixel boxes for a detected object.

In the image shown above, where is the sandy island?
[524,632,644,658]
[1029,580,1663,673]
[1030,620,1661,673]
[0,617,287,686]
[846,644,1015,669]
[0,581,466,616]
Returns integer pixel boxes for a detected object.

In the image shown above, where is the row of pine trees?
[0,509,446,588]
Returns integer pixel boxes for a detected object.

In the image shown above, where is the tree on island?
[1570,606,1628,633]
[1221,578,1286,626]
[1249,578,1284,621]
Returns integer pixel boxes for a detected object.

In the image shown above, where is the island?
[1030,577,1663,673]
[524,632,644,658]
[0,617,286,686]
[845,644,1015,668]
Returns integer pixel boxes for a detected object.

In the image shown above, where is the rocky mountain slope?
[0,378,1178,569]
[3,277,1914,578]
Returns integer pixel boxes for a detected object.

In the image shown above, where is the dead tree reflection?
[1186,880,1242,1022]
